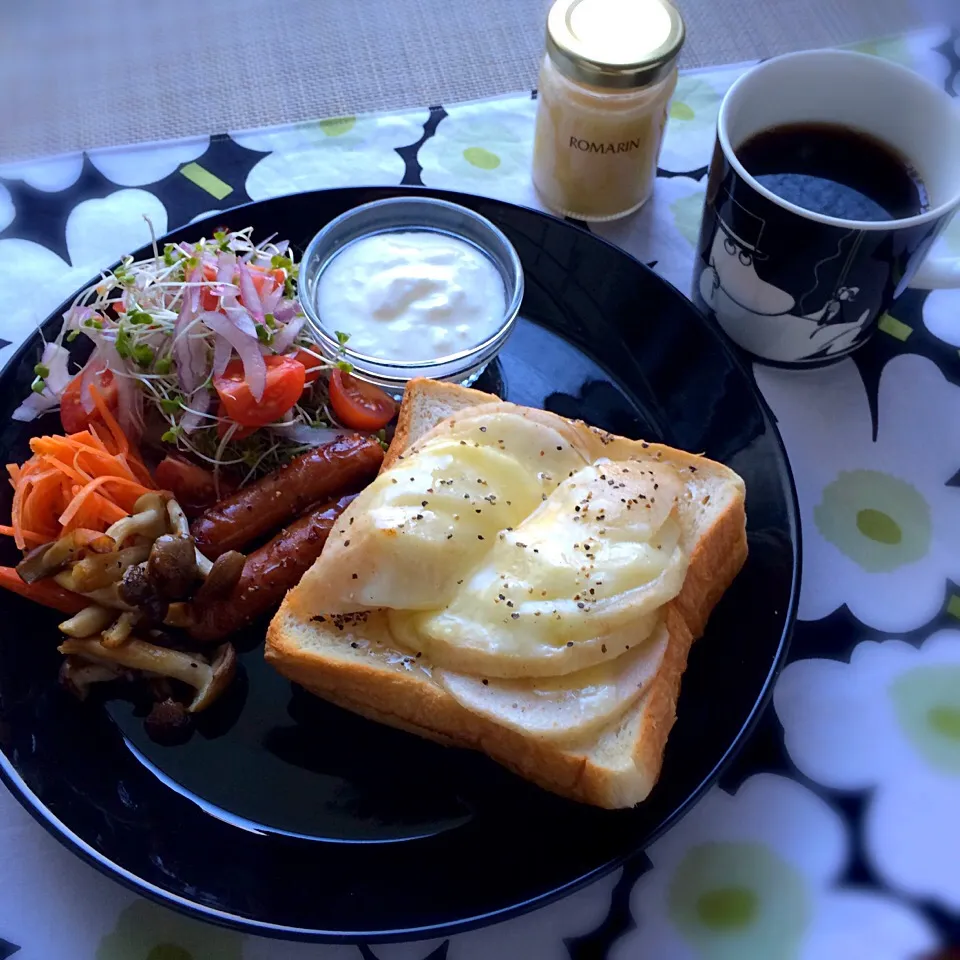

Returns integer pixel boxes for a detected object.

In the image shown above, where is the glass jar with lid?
[532,0,685,221]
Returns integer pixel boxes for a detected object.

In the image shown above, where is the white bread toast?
[266,380,747,808]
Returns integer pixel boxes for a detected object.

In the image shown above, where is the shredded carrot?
[0,567,87,614]
[89,383,128,455]
[58,475,150,529]
[3,415,156,550]
[0,525,45,546]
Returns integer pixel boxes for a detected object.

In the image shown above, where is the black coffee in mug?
[737,122,929,222]
[692,49,960,366]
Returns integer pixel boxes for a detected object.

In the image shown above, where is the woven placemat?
[0,0,927,161]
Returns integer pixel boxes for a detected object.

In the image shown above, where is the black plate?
[0,187,799,942]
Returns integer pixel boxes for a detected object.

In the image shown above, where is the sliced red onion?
[173,275,208,396]
[179,386,212,435]
[199,310,266,401]
[12,343,73,421]
[99,338,143,438]
[66,305,95,329]
[42,342,72,394]
[188,263,202,316]
[216,251,235,281]
[79,351,108,414]
[271,313,307,353]
[273,303,298,323]
[273,239,289,256]
[260,278,283,316]
[237,260,264,322]
[269,423,346,445]
[212,336,232,377]
[222,299,257,338]
[12,391,56,422]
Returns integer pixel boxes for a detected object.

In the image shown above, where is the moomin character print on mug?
[698,190,870,363]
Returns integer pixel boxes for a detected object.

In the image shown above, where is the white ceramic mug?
[693,50,960,365]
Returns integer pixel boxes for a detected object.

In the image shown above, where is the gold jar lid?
[545,0,685,90]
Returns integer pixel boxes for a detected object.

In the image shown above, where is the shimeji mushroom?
[58,658,124,700]
[69,544,151,592]
[166,499,190,538]
[100,610,141,649]
[54,570,138,611]
[57,638,237,712]
[58,605,116,638]
[105,493,168,546]
[147,535,199,599]
[16,529,115,583]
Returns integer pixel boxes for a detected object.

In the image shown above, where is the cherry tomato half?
[216,404,255,442]
[60,368,118,434]
[328,369,397,432]
[213,355,305,428]
[292,347,324,385]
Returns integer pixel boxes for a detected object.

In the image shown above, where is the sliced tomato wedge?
[154,455,234,515]
[216,406,255,442]
[60,368,118,434]
[328,369,397,432]
[291,347,324,385]
[213,355,305,428]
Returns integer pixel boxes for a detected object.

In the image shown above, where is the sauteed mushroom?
[100,610,141,649]
[105,493,168,546]
[147,535,199,600]
[58,657,124,700]
[53,571,137,611]
[16,530,114,583]
[57,637,237,713]
[58,605,115,639]
[165,499,190,538]
[191,550,245,605]
[144,697,192,743]
[70,544,151,593]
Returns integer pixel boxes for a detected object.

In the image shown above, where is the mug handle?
[910,255,960,289]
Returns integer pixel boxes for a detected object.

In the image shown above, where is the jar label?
[568,136,644,155]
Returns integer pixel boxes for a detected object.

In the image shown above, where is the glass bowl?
[298,196,524,392]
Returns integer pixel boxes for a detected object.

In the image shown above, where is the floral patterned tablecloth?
[1,27,959,960]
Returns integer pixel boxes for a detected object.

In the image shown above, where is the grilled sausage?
[190,435,382,558]
[187,495,356,641]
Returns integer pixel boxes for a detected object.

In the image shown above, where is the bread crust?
[266,379,748,808]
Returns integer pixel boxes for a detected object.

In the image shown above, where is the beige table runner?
[0,0,930,161]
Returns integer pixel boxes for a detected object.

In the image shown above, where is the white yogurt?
[315,230,507,362]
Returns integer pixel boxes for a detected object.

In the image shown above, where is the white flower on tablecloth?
[776,630,960,912]
[417,97,543,210]
[65,189,169,275]
[0,182,13,232]
[754,353,960,632]
[0,239,83,354]
[189,208,223,224]
[0,783,129,958]
[231,111,429,201]
[852,27,953,90]
[0,190,168,362]
[591,175,705,293]
[921,213,960,347]
[88,135,210,186]
[0,153,84,192]
[609,774,937,960]
[373,869,620,960]
[659,65,747,174]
